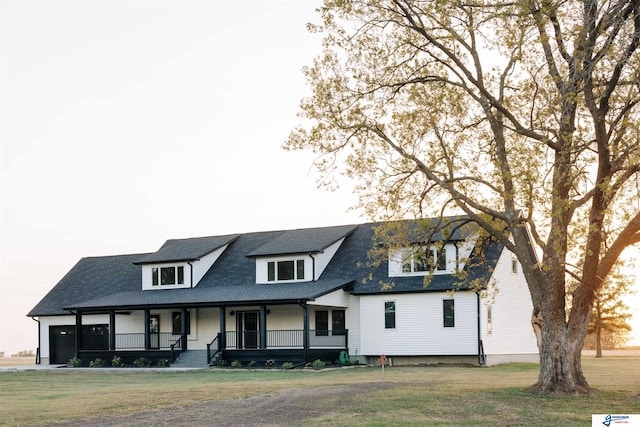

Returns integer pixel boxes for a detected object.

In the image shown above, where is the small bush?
[157,358,170,367]
[68,357,82,367]
[133,357,151,367]
[218,359,228,367]
[89,358,103,368]
[248,360,257,369]
[265,359,275,369]
[230,360,241,368]
[311,359,326,369]
[111,355,124,367]
[281,362,294,369]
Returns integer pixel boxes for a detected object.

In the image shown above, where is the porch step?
[171,350,208,368]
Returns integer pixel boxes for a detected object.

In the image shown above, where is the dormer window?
[151,266,185,286]
[267,259,305,282]
[401,246,447,273]
[389,243,456,277]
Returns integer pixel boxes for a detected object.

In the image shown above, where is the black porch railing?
[223,329,348,350]
[118,332,182,349]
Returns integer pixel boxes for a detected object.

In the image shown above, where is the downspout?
[453,242,459,269]
[308,253,316,282]
[31,317,41,365]
[476,292,485,366]
[187,262,194,288]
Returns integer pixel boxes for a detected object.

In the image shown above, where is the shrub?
[281,362,294,369]
[68,357,82,367]
[265,359,275,369]
[111,355,124,367]
[133,357,151,367]
[157,358,170,367]
[311,359,326,369]
[89,358,103,368]
[248,360,257,369]
[230,360,241,368]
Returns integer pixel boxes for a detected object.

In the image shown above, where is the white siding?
[480,248,539,356]
[255,238,346,283]
[359,292,478,356]
[192,245,228,286]
[141,244,230,290]
[38,314,108,360]
[308,289,350,308]
[313,238,345,280]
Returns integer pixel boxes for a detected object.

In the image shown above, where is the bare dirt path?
[50,382,395,427]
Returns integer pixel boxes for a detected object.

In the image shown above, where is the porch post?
[219,306,226,349]
[181,308,188,352]
[302,303,309,362]
[109,310,116,351]
[259,305,267,349]
[75,311,83,358]
[144,309,150,350]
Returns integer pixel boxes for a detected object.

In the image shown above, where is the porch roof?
[64,279,354,312]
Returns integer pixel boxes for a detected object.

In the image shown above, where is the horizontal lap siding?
[481,250,538,355]
[360,293,477,356]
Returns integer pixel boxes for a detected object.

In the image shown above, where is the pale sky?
[0,0,364,355]
[1,0,638,356]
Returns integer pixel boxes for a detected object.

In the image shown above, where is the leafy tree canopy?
[286,0,640,394]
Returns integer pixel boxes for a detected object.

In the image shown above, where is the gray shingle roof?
[246,225,357,257]
[28,219,504,316]
[133,234,239,264]
[27,253,146,316]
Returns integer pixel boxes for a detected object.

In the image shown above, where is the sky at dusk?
[1,0,638,356]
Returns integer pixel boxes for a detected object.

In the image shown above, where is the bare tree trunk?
[532,317,590,394]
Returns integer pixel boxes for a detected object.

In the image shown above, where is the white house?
[28,218,539,367]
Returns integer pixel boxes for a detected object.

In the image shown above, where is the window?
[385,301,396,329]
[315,310,328,336]
[487,305,492,334]
[152,266,185,286]
[401,246,447,274]
[511,255,519,274]
[332,310,346,335]
[81,324,109,350]
[267,259,305,282]
[172,311,191,335]
[443,299,455,328]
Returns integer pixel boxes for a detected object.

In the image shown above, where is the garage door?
[49,325,76,364]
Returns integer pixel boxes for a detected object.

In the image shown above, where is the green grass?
[0,357,638,426]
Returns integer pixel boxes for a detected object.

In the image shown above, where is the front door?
[237,311,259,349]
[50,325,76,364]
[149,315,160,349]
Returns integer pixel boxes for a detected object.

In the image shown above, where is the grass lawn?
[0,357,638,426]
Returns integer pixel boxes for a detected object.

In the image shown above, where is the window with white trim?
[152,266,185,286]
[267,259,305,282]
[401,246,448,274]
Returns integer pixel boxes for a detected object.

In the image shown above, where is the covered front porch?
[72,302,350,367]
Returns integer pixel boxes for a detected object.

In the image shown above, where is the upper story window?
[152,266,184,286]
[389,244,453,277]
[267,259,305,282]
[402,246,447,273]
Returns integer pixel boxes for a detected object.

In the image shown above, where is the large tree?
[286,0,640,393]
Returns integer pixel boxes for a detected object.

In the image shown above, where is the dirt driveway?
[52,383,392,427]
